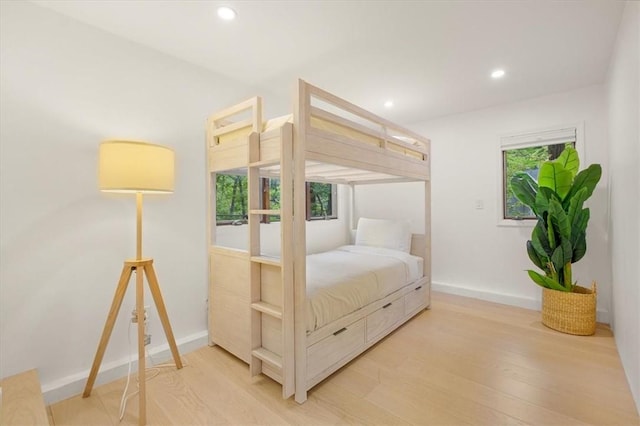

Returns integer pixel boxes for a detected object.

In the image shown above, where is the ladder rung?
[251,302,283,319]
[249,209,281,215]
[249,158,280,168]
[252,348,282,369]
[250,256,281,267]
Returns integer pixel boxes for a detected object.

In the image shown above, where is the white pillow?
[355,218,411,253]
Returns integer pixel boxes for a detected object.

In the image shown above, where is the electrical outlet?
[131,306,152,345]
[130,306,150,323]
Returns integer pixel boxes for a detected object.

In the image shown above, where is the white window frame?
[306,182,338,221]
[496,122,584,227]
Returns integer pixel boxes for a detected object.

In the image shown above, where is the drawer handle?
[382,302,392,309]
[415,286,422,290]
[333,327,347,336]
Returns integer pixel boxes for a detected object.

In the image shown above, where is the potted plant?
[510,146,601,335]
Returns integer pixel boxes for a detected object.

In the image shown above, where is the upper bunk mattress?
[306,245,423,332]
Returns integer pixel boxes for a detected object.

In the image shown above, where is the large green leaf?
[510,173,538,213]
[548,199,571,240]
[527,270,569,291]
[534,190,549,217]
[573,232,587,263]
[539,161,573,199]
[570,208,589,264]
[551,246,565,276]
[532,221,552,258]
[554,147,580,179]
[572,208,590,242]
[534,187,559,217]
[526,240,545,271]
[565,164,602,202]
[550,237,573,273]
[546,213,557,250]
[567,187,588,225]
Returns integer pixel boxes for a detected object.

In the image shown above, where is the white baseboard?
[41,330,208,404]
[432,281,609,324]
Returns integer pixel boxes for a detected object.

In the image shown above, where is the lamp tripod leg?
[83,264,133,398]
[136,264,146,426]
[144,264,183,369]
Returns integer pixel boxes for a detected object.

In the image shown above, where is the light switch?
[475,199,484,210]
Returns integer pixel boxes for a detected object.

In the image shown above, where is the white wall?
[606,1,639,413]
[0,1,291,402]
[354,182,426,235]
[358,85,611,319]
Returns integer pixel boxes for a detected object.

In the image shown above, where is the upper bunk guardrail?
[302,81,430,162]
[206,96,263,148]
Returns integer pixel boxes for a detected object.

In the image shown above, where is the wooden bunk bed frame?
[206,79,431,403]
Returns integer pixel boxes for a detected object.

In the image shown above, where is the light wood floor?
[50,292,640,425]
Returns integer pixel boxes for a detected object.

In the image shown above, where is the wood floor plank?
[393,357,590,426]
[434,300,621,363]
[49,392,113,426]
[356,358,528,426]
[49,291,640,425]
[365,379,475,425]
[92,371,174,425]
[313,380,410,425]
[414,310,632,394]
[191,347,344,425]
[178,353,287,425]
[400,321,636,407]
[357,341,566,425]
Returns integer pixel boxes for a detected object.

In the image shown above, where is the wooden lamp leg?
[144,262,183,369]
[83,264,133,398]
[136,265,146,426]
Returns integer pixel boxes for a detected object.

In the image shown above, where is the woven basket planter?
[541,282,596,336]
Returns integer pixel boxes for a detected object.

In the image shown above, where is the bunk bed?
[206,80,431,403]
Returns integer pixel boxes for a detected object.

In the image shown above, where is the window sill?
[497,219,536,228]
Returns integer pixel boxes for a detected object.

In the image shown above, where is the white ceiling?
[32,0,625,124]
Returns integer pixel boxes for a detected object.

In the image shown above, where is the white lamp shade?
[99,140,175,193]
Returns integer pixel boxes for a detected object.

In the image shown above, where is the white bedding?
[305,245,423,332]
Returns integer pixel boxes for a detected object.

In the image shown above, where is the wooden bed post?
[293,79,309,403]
[350,183,357,235]
[280,123,295,398]
[425,179,431,285]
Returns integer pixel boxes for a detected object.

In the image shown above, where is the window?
[215,174,337,225]
[215,174,248,225]
[306,182,338,220]
[500,126,579,222]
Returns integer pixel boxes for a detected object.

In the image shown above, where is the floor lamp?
[83,140,183,426]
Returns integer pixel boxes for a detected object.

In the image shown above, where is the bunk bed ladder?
[247,125,295,399]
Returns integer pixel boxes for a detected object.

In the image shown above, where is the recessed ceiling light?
[384,100,394,108]
[217,6,236,21]
[491,69,506,79]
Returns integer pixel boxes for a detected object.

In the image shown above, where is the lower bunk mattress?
[305,245,423,332]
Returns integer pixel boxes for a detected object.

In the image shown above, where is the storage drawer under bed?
[306,318,365,380]
[404,283,428,315]
[366,296,405,342]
